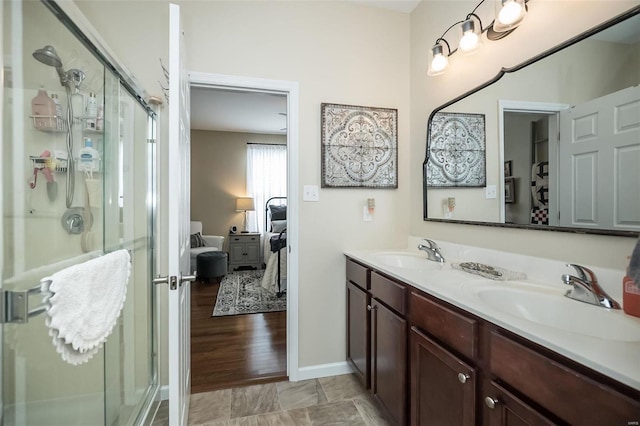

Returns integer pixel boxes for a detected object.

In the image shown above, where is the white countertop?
[344,242,640,391]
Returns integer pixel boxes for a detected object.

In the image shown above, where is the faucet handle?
[566,263,597,284]
[422,238,439,249]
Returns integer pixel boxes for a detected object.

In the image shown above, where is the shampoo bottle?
[85,92,98,130]
[31,88,56,130]
[79,137,100,172]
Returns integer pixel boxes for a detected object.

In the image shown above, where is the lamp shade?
[236,197,255,211]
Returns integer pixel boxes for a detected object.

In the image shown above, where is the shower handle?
[153,274,196,290]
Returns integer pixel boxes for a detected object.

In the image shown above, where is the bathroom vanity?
[345,246,640,426]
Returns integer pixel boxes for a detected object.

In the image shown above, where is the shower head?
[32,45,63,68]
[32,44,82,89]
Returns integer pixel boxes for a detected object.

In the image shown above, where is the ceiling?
[189,0,420,135]
[191,88,287,135]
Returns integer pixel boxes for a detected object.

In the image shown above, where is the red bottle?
[623,275,640,318]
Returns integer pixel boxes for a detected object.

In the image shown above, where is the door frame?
[498,100,569,224]
[188,71,300,380]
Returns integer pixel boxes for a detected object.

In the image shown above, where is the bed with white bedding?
[261,198,287,296]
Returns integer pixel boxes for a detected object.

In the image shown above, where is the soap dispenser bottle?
[78,137,100,172]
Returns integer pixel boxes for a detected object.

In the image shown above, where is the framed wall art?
[320,103,398,188]
[426,112,486,187]
[505,177,516,203]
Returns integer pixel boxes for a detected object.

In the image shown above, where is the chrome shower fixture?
[32,45,85,90]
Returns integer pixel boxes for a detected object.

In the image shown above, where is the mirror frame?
[423,6,640,238]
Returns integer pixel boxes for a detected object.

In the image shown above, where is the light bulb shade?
[427,43,449,76]
[493,0,526,32]
[459,19,482,54]
[235,197,255,211]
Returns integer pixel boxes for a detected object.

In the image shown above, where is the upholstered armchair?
[190,221,225,273]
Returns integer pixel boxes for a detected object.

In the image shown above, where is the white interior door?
[559,86,640,231]
[168,3,193,425]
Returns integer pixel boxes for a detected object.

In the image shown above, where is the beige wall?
[410,1,640,271]
[76,0,411,374]
[190,130,286,238]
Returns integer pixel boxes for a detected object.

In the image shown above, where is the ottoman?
[196,251,228,283]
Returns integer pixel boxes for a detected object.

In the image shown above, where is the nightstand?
[228,232,261,271]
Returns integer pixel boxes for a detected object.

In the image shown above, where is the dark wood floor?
[190,279,287,394]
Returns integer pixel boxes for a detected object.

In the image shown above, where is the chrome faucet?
[418,239,446,263]
[561,264,620,309]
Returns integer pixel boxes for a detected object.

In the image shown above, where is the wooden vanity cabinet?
[409,290,480,426]
[346,256,640,426]
[484,381,557,426]
[410,326,476,426]
[346,259,408,426]
[370,271,408,426]
[346,260,370,388]
[489,330,640,425]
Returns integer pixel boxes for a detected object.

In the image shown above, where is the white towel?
[41,249,131,365]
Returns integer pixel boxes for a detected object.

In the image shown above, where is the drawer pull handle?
[457,373,470,384]
[366,305,377,311]
[484,396,499,409]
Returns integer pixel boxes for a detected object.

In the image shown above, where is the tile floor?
[151,374,391,425]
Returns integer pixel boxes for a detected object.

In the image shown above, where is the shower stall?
[1,1,160,424]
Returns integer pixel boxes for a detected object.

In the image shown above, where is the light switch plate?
[485,185,497,199]
[303,185,319,201]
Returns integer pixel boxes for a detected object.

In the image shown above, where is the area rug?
[212,270,286,317]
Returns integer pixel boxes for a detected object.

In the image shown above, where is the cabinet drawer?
[371,271,406,315]
[410,291,478,360]
[490,331,640,425]
[231,235,258,243]
[346,258,369,290]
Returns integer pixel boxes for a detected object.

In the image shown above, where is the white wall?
[75,0,411,377]
[411,1,640,271]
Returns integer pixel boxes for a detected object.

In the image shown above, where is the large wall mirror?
[423,7,640,237]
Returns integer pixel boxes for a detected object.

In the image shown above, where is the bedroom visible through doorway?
[189,85,290,393]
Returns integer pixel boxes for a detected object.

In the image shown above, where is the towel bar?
[0,280,50,324]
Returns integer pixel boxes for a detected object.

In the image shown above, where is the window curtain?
[246,144,287,235]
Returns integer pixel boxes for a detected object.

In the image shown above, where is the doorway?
[187,73,300,392]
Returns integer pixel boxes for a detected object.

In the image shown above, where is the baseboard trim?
[296,361,354,381]
[160,385,169,401]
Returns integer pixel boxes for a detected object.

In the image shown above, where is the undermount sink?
[473,285,640,342]
[372,251,444,271]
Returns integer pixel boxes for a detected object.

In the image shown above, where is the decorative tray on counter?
[451,262,527,281]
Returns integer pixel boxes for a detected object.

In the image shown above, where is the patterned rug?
[212,270,286,317]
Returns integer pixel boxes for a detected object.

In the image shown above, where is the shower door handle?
[180,274,196,286]
[152,275,178,290]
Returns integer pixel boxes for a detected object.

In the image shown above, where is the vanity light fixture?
[427,0,529,76]
[427,40,451,76]
[459,16,483,54]
[494,0,527,32]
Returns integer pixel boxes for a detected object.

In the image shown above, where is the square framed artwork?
[505,177,516,203]
[321,103,398,188]
[426,112,486,187]
[504,160,513,177]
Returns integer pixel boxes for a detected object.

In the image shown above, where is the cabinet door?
[346,281,370,388]
[410,327,476,426]
[229,244,245,264]
[371,299,407,426]
[246,242,260,263]
[485,381,556,426]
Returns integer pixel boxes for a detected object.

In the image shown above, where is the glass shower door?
[1,1,158,424]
